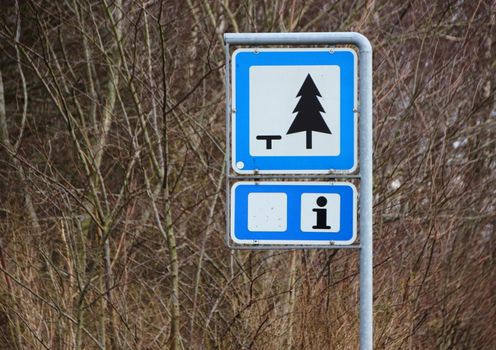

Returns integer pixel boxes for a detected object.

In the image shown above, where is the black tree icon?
[287,74,331,149]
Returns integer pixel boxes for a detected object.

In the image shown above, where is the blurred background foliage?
[0,0,494,349]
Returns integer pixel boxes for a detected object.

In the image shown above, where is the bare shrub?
[0,0,494,349]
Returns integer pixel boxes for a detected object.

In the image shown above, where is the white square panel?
[300,193,340,232]
[248,192,287,232]
[249,65,341,156]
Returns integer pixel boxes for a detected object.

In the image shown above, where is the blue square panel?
[232,49,357,174]
[231,182,357,245]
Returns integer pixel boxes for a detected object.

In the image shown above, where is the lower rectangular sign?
[230,182,357,245]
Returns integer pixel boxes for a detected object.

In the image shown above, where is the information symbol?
[312,196,331,229]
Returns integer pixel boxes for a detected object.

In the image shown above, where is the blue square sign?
[230,182,357,245]
[232,48,357,174]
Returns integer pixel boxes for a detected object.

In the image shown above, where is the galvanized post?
[356,34,373,350]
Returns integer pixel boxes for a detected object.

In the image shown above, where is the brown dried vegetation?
[0,0,494,349]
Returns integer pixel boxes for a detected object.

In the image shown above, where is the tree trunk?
[306,130,312,149]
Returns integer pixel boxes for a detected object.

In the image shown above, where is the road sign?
[230,182,357,245]
[225,32,373,350]
[231,48,357,174]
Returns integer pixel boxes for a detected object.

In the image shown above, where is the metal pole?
[357,36,373,350]
[224,32,373,349]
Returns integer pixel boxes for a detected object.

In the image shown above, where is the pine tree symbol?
[287,74,331,149]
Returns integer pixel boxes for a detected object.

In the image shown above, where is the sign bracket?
[225,244,361,250]
[228,174,361,180]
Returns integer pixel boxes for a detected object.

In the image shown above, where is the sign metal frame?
[224,32,373,350]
